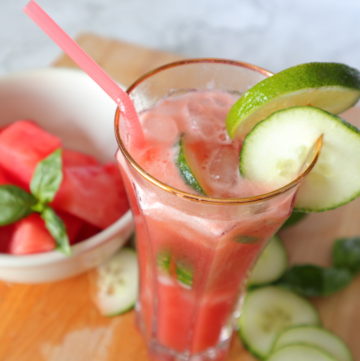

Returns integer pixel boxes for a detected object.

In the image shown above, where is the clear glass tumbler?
[114,59,318,361]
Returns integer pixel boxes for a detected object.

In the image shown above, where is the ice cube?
[141,111,178,144]
[186,93,232,144]
[204,145,240,196]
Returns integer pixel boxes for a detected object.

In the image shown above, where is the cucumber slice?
[240,106,360,212]
[95,248,138,316]
[226,62,360,139]
[238,286,320,359]
[176,137,206,195]
[267,344,339,361]
[273,325,353,361]
[248,236,288,287]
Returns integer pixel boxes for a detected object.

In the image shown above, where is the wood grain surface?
[0,34,359,361]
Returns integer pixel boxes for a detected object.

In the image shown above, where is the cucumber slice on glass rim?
[94,247,138,317]
[238,286,320,359]
[226,62,360,139]
[248,236,288,287]
[267,344,339,361]
[273,325,353,361]
[240,106,360,212]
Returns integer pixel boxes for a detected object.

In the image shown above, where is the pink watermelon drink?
[115,60,309,361]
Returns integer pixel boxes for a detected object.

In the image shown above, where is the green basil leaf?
[332,237,360,275]
[0,185,36,225]
[280,211,307,229]
[30,149,63,204]
[277,264,353,297]
[41,206,71,256]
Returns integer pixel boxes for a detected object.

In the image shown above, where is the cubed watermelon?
[52,163,129,229]
[0,225,14,253]
[9,213,56,255]
[0,167,9,185]
[62,149,99,168]
[74,223,102,244]
[56,211,84,244]
[0,120,61,185]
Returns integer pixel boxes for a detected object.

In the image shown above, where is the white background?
[0,0,359,75]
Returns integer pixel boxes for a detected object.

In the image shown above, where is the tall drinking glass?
[114,59,318,361]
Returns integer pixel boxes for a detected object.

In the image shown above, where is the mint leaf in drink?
[176,261,193,288]
[333,237,360,275]
[30,149,63,204]
[0,185,36,226]
[157,250,171,273]
[281,211,307,229]
[277,264,353,297]
[41,206,71,256]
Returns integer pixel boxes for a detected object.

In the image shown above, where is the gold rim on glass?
[115,58,322,205]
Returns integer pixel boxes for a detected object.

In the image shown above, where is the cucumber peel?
[248,236,288,287]
[267,344,339,361]
[176,137,206,195]
[94,248,138,317]
[238,286,320,359]
[273,325,354,361]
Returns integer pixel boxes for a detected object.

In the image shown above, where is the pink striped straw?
[24,0,144,146]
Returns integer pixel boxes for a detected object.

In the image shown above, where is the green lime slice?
[227,62,360,139]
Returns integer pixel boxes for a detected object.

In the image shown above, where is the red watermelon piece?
[0,167,9,185]
[9,214,56,255]
[0,120,61,185]
[62,149,99,168]
[0,225,14,253]
[0,126,7,134]
[52,163,129,229]
[74,223,102,244]
[56,211,84,244]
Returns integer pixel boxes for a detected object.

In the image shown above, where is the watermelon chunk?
[52,163,129,229]
[0,167,9,185]
[0,225,14,253]
[9,213,56,255]
[56,211,84,244]
[0,120,61,185]
[74,223,102,244]
[0,126,7,134]
[62,149,98,168]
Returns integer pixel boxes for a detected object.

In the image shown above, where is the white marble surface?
[0,0,359,76]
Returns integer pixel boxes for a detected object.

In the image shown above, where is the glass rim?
[114,58,321,205]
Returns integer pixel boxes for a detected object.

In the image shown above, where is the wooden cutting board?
[0,34,359,361]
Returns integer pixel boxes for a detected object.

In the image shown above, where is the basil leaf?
[277,264,353,297]
[333,237,360,275]
[30,149,63,204]
[0,185,36,225]
[281,211,307,229]
[41,206,71,256]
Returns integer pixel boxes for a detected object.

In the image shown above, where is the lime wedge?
[227,62,360,139]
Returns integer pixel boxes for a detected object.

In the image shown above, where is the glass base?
[147,339,230,361]
[135,307,231,361]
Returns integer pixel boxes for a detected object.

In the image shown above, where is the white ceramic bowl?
[0,68,133,283]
